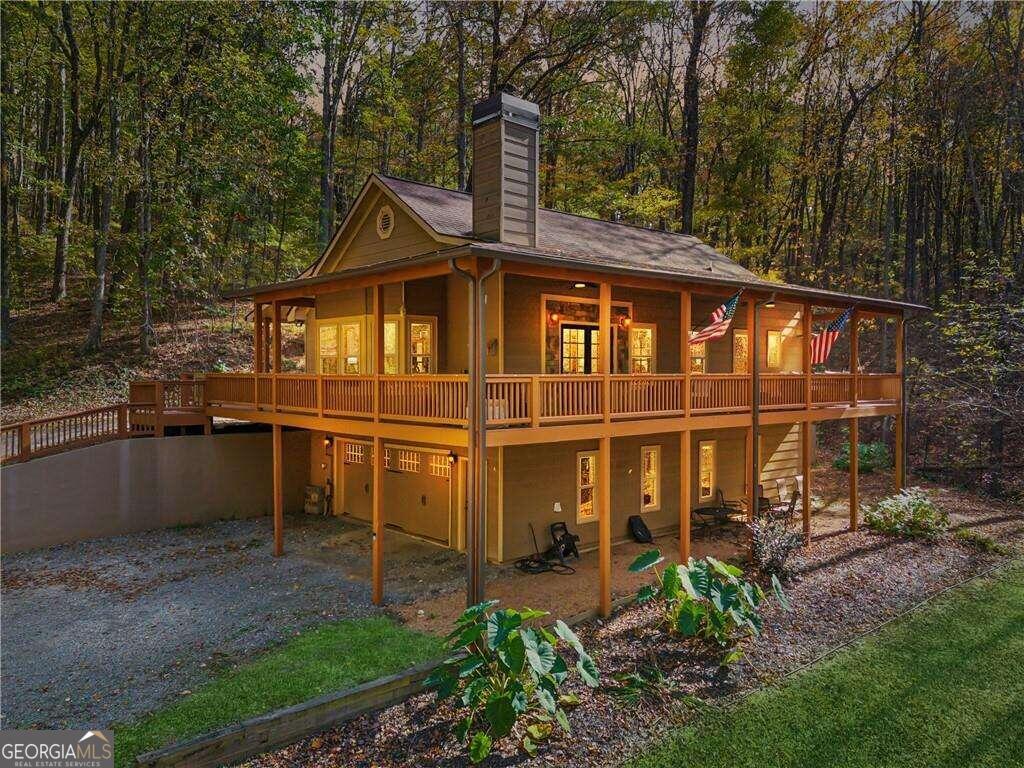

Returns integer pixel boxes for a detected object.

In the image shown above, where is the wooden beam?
[372,434,384,605]
[895,314,906,491]
[254,302,264,373]
[803,301,812,408]
[599,282,611,423]
[745,426,755,521]
[681,289,691,417]
[850,309,859,406]
[801,420,812,544]
[598,435,612,618]
[849,417,859,531]
[272,424,283,557]
[680,430,691,562]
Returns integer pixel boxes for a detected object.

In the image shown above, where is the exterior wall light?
[548,311,560,325]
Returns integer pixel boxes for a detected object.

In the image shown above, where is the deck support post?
[272,424,283,556]
[372,434,384,605]
[599,435,612,618]
[681,290,691,417]
[452,256,500,608]
[850,309,859,406]
[598,280,612,618]
[803,301,813,408]
[680,430,691,562]
[895,313,906,491]
[801,419,812,545]
[849,417,859,531]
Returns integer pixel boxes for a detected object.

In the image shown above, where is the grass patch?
[954,528,1012,555]
[114,616,443,768]
[629,562,1024,768]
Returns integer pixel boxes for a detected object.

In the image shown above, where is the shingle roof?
[376,175,762,284]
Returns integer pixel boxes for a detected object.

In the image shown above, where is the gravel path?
[0,514,462,729]
[245,478,1024,768]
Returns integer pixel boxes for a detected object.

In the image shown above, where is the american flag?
[811,306,854,365]
[689,292,742,345]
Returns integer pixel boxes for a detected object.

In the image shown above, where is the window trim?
[406,315,437,374]
[732,329,749,374]
[766,329,783,371]
[315,316,367,375]
[576,450,599,524]
[698,439,716,502]
[629,323,657,374]
[640,444,661,512]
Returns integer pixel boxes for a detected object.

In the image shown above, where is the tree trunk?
[679,1,712,234]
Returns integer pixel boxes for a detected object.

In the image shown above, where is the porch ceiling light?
[572,282,588,289]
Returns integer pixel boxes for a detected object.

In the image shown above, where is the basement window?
[576,451,598,524]
[641,445,660,512]
[698,440,716,502]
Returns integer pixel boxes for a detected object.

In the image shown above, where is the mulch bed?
[243,478,1022,768]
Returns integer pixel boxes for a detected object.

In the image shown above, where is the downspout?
[450,255,501,607]
[751,303,761,518]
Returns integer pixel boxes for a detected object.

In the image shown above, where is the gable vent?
[376,205,395,240]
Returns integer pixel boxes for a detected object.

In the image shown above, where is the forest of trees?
[1,1,1021,490]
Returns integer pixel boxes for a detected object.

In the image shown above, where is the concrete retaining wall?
[1,431,309,554]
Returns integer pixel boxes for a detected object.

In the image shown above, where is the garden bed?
[243,477,1023,768]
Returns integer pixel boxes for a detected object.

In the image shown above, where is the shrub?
[954,528,1010,555]
[629,551,788,666]
[864,487,948,539]
[747,508,803,577]
[833,441,891,473]
[425,601,599,763]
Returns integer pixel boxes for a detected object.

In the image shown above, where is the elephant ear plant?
[629,550,789,666]
[425,600,599,763]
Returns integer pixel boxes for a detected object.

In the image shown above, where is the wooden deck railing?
[1,404,155,464]
[811,373,854,405]
[611,375,684,417]
[203,370,902,429]
[691,374,751,413]
[760,374,806,410]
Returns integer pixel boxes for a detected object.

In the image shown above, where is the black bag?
[628,514,653,544]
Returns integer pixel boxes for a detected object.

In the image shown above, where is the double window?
[316,315,435,375]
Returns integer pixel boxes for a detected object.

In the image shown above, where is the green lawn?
[630,562,1024,768]
[114,617,443,768]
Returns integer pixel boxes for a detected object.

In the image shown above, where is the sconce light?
[448,451,457,465]
[764,294,777,309]
[618,315,633,330]
[548,311,560,325]
[553,502,563,514]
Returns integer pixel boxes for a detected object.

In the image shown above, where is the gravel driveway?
[0,514,462,729]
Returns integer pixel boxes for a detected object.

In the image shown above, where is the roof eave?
[467,243,931,314]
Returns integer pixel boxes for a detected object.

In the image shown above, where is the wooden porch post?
[850,309,859,406]
[254,302,264,373]
[681,289,691,417]
[803,301,812,408]
[680,430,691,562]
[272,424,283,556]
[801,419,812,544]
[895,313,906,491]
[373,284,384,421]
[849,417,859,531]
[272,300,282,412]
[599,281,612,617]
[599,435,612,618]
[372,434,384,605]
